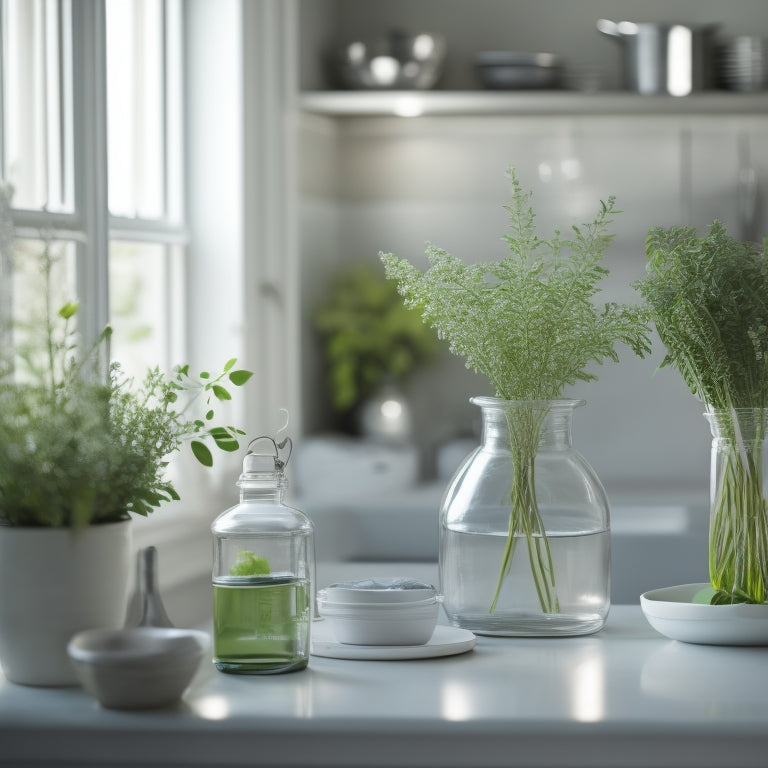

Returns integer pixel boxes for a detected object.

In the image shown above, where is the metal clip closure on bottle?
[241,436,292,472]
[239,436,293,488]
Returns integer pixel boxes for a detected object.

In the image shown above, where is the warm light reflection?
[538,162,553,182]
[572,655,605,722]
[380,399,403,420]
[191,694,231,720]
[561,158,582,181]
[413,34,436,60]
[393,96,423,117]
[667,26,693,96]
[441,680,474,721]
[617,21,639,35]
[370,56,399,87]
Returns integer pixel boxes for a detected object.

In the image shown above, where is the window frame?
[1,0,302,597]
[2,0,187,359]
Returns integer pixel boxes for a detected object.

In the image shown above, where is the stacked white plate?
[717,36,768,92]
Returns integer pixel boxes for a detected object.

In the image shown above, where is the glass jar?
[211,436,314,674]
[704,407,768,604]
[439,397,610,636]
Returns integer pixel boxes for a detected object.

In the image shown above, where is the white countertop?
[2,564,768,768]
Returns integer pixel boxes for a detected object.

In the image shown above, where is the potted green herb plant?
[314,263,439,437]
[381,169,650,635]
[0,242,252,685]
[635,222,768,605]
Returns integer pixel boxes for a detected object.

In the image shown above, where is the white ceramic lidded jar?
[211,436,314,674]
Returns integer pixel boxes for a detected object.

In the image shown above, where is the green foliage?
[635,223,768,604]
[314,263,440,412]
[381,168,650,615]
[0,242,252,528]
[381,169,651,400]
[635,222,768,410]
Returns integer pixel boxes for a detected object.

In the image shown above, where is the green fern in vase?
[635,223,768,604]
[381,168,650,613]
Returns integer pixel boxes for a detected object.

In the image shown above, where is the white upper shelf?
[299,90,768,117]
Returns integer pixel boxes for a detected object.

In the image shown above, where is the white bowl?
[640,583,768,645]
[324,577,438,605]
[317,578,440,645]
[68,627,209,709]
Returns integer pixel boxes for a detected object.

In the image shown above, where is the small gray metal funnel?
[124,546,174,628]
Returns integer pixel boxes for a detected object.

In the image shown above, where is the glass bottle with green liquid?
[212,436,314,674]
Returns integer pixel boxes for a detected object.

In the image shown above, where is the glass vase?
[439,397,610,636]
[704,407,768,604]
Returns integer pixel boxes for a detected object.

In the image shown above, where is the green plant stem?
[41,247,57,394]
[710,434,768,604]
[490,405,559,614]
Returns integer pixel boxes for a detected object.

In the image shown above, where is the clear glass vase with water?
[439,398,610,636]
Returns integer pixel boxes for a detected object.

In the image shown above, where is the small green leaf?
[191,440,213,467]
[228,369,253,387]
[58,302,79,319]
[212,385,231,401]
[223,358,237,372]
[205,409,214,420]
[209,427,241,451]
[213,436,240,452]
[166,391,178,403]
[199,371,210,380]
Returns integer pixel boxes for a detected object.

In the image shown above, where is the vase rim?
[703,405,768,415]
[470,396,586,410]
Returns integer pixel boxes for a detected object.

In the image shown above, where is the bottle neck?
[237,472,287,502]
[477,399,582,452]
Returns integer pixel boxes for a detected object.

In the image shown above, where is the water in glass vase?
[440,526,610,636]
[213,574,310,674]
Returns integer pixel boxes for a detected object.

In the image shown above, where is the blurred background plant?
[313,263,441,423]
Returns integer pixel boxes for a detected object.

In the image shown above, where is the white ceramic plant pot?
[0,519,132,686]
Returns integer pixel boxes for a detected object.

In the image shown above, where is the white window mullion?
[59,0,74,211]
[70,0,109,347]
[44,0,61,210]
[164,0,183,224]
[109,216,188,244]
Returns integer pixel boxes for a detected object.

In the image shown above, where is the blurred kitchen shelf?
[300,90,768,117]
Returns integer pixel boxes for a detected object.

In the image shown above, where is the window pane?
[109,240,183,377]
[106,0,165,219]
[7,238,77,380]
[2,0,73,212]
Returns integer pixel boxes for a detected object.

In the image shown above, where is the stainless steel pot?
[597,19,719,95]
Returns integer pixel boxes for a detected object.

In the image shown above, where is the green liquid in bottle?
[213,575,310,674]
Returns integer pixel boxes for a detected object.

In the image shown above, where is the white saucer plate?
[640,583,768,645]
[310,623,476,660]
